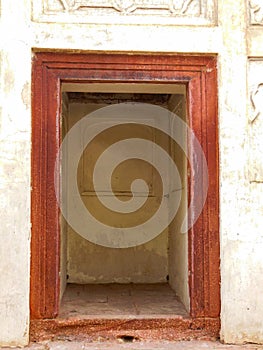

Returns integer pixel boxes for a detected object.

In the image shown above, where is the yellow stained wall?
[64,100,169,284]
[61,91,189,311]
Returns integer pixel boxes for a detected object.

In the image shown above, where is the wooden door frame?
[31,52,220,323]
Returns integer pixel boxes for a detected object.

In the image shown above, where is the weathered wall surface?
[0,0,263,346]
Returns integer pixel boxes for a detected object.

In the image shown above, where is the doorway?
[30,52,220,340]
[60,86,189,318]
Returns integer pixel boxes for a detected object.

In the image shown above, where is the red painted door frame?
[31,52,220,322]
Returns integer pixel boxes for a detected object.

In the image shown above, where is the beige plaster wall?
[63,94,188,305]
[65,100,169,284]
[167,94,189,312]
[0,0,263,346]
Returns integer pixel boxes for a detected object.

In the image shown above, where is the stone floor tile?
[59,283,188,318]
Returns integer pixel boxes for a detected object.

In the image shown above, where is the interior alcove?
[59,83,189,318]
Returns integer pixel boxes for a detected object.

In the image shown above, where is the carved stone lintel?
[32,0,215,25]
[58,0,196,15]
[249,0,263,25]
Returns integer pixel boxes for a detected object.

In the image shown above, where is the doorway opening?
[30,52,220,341]
[59,85,189,319]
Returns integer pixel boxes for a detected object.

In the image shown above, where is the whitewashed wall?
[0,0,262,346]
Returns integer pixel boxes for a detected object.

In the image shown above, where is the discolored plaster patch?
[21,81,30,110]
[3,67,15,94]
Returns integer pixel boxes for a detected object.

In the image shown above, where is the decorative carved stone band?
[59,0,195,15]
[249,0,263,25]
[32,0,216,25]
